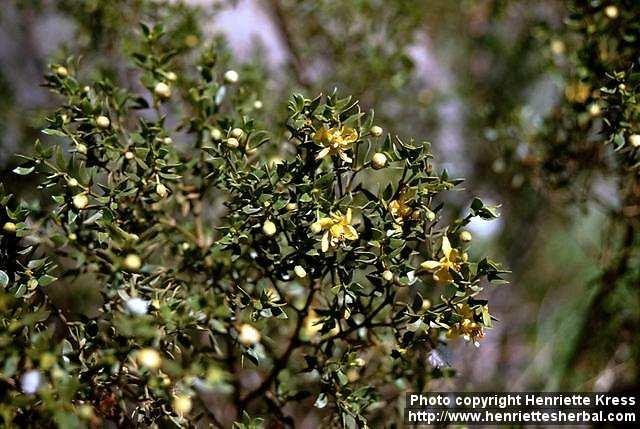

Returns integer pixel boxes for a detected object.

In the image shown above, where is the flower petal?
[318,217,334,229]
[341,126,358,143]
[442,235,452,258]
[314,127,328,144]
[330,224,344,238]
[344,225,358,240]
[321,232,330,252]
[339,151,353,163]
[315,147,331,160]
[420,260,441,270]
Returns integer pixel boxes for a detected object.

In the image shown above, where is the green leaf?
[314,393,328,409]
[336,370,348,385]
[38,275,58,286]
[12,166,35,175]
[41,128,67,137]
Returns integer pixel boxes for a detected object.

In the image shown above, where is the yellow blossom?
[446,304,484,343]
[388,188,413,223]
[311,208,358,252]
[314,126,358,163]
[447,319,484,342]
[565,82,591,103]
[420,236,463,285]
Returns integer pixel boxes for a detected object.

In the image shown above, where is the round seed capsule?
[224,70,239,84]
[262,220,277,236]
[238,323,261,345]
[3,222,17,233]
[371,152,387,170]
[123,253,142,272]
[72,193,89,210]
[294,265,307,278]
[96,115,110,129]
[154,82,172,100]
[211,128,222,141]
[370,125,383,137]
[55,66,68,78]
[230,128,244,139]
[136,348,161,369]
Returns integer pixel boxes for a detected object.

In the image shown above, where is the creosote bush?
[0,22,506,428]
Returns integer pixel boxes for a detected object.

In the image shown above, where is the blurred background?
[1,0,638,394]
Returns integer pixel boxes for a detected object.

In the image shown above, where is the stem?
[265,0,311,88]
[239,282,318,408]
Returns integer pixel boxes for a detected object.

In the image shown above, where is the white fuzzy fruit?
[238,323,261,345]
[371,152,387,170]
[96,115,110,129]
[224,70,239,84]
[154,82,172,100]
[262,220,277,236]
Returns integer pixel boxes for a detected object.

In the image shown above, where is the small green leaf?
[314,393,328,409]
[12,166,35,176]
[38,275,58,286]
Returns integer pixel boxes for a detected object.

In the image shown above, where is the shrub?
[0,21,505,428]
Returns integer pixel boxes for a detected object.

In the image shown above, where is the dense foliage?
[0,20,505,428]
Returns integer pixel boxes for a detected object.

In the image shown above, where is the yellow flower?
[420,236,462,285]
[388,188,413,223]
[447,319,484,342]
[445,304,484,343]
[314,126,358,163]
[565,82,591,103]
[311,208,358,252]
